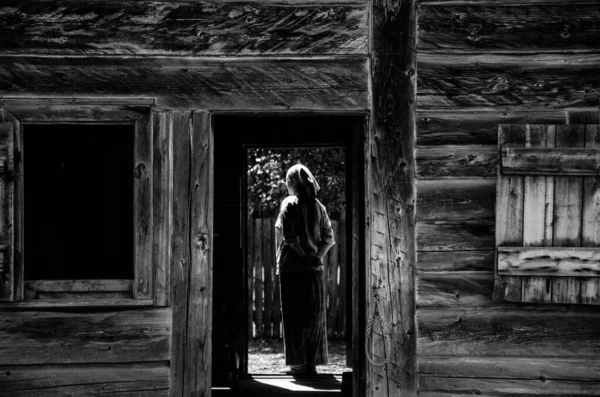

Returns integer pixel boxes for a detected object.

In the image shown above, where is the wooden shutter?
[495,124,600,304]
[0,122,15,301]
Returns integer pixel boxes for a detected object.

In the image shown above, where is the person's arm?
[316,241,335,261]
[315,205,336,261]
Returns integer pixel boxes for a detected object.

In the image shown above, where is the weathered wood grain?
[0,56,368,111]
[416,145,497,179]
[418,53,600,110]
[552,124,584,304]
[417,221,494,251]
[582,124,600,304]
[0,299,154,309]
[134,112,153,300]
[0,1,367,56]
[418,5,600,53]
[152,111,172,307]
[368,0,417,394]
[419,376,600,396]
[419,0,600,4]
[521,124,554,303]
[417,271,494,307]
[0,121,14,301]
[495,124,525,302]
[0,309,170,365]
[184,111,213,397]
[498,247,600,277]
[417,250,494,272]
[418,306,600,357]
[419,356,600,381]
[0,363,169,397]
[416,110,567,146]
[263,218,273,338]
[24,279,131,292]
[416,179,495,222]
[170,110,191,397]
[254,216,264,338]
[502,147,600,176]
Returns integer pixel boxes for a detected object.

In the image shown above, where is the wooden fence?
[247,216,347,339]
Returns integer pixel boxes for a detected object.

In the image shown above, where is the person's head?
[285,164,320,201]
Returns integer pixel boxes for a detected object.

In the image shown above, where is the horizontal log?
[417,221,495,251]
[0,56,368,110]
[418,53,600,110]
[416,179,495,221]
[498,247,600,277]
[0,299,154,309]
[417,271,494,307]
[25,279,131,292]
[419,356,600,381]
[417,110,567,146]
[418,306,600,357]
[419,376,600,396]
[416,145,497,179]
[417,250,494,272]
[0,308,170,365]
[419,0,600,4]
[502,147,600,176]
[0,1,367,56]
[419,4,600,53]
[0,363,169,397]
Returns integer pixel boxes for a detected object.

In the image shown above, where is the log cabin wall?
[416,0,600,395]
[0,1,371,396]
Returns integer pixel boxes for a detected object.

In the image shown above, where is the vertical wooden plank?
[337,212,347,338]
[522,125,553,303]
[0,120,14,301]
[263,218,273,338]
[370,0,417,395]
[495,124,525,302]
[134,113,153,300]
[185,111,213,397]
[170,110,191,397]
[273,216,282,339]
[553,124,584,304]
[254,218,263,338]
[153,111,172,307]
[247,215,254,339]
[582,124,600,304]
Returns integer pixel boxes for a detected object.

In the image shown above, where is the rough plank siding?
[0,56,368,111]
[582,125,600,304]
[0,1,367,56]
[369,0,417,395]
[0,309,171,365]
[0,363,169,397]
[0,121,14,301]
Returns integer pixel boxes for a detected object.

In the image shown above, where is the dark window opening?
[24,124,134,280]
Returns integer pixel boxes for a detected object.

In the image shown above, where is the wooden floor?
[213,375,344,397]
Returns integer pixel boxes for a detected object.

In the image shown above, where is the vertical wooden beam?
[369,0,417,395]
[185,111,213,397]
[153,111,173,307]
[170,110,191,397]
[582,124,600,304]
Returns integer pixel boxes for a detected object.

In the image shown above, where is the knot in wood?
[134,163,146,179]
[453,13,467,22]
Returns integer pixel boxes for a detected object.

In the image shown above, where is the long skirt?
[280,269,328,366]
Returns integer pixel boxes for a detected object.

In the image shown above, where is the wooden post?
[368,0,417,395]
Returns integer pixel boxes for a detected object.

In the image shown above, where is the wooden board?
[498,247,600,277]
[0,363,169,397]
[416,145,497,179]
[0,56,368,111]
[416,110,567,146]
[582,124,600,304]
[417,306,600,357]
[418,53,600,110]
[418,4,600,53]
[0,121,14,301]
[417,250,494,272]
[0,309,170,365]
[0,1,367,56]
[417,271,494,308]
[502,147,600,176]
[417,221,494,252]
[368,0,417,394]
[416,179,495,222]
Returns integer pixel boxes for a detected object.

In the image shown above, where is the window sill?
[0,299,154,310]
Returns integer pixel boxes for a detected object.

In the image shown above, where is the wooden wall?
[416,0,600,395]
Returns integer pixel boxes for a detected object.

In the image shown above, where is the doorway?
[212,115,365,396]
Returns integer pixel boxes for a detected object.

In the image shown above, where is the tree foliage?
[247,147,346,218]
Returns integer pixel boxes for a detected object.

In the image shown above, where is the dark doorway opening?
[212,115,365,396]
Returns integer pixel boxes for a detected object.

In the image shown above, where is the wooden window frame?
[0,97,155,307]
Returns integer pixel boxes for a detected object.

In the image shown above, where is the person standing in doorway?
[275,164,335,376]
